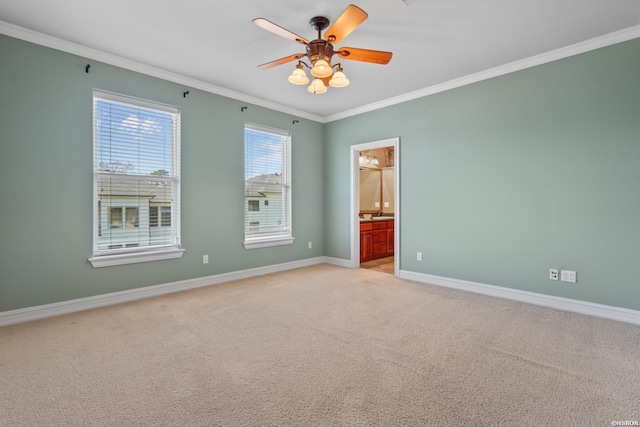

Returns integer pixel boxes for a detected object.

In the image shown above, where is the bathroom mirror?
[359,168,382,213]
[359,147,395,216]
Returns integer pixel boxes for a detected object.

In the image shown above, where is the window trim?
[243,123,294,250]
[90,90,183,267]
[243,236,295,250]
[89,248,185,268]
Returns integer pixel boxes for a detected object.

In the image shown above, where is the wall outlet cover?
[550,268,559,280]
[561,270,577,283]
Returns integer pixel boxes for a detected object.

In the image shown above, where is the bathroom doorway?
[350,137,400,276]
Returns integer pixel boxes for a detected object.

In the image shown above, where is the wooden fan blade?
[324,4,368,44]
[258,53,305,69]
[337,47,393,65]
[252,18,309,45]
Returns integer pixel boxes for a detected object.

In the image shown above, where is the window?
[109,207,139,229]
[244,123,293,249]
[150,206,171,227]
[109,207,123,229]
[149,206,158,227]
[90,90,184,267]
[248,200,260,212]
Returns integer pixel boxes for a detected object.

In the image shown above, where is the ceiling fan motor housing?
[306,40,335,64]
[307,16,334,64]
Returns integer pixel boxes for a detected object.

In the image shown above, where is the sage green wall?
[0,35,324,312]
[325,39,640,311]
[2,33,639,314]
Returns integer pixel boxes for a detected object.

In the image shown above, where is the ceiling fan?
[252,4,393,94]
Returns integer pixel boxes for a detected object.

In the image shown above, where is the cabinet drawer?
[373,243,387,256]
[373,230,386,243]
[373,222,386,230]
[360,222,373,231]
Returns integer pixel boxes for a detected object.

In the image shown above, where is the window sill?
[89,248,185,268]
[243,236,295,250]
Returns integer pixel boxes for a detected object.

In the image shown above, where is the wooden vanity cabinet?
[387,221,394,253]
[360,219,394,262]
[372,222,387,257]
[360,222,373,262]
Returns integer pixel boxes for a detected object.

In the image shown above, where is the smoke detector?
[402,0,423,6]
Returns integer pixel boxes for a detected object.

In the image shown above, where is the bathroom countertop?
[359,217,395,223]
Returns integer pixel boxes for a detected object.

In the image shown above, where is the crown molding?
[325,24,640,123]
[2,20,639,124]
[0,20,324,123]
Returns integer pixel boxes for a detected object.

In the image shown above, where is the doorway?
[350,137,400,276]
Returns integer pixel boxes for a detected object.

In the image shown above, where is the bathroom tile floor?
[360,256,394,274]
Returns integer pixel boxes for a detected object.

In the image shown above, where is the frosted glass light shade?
[329,70,349,88]
[310,59,332,78]
[307,78,327,94]
[288,67,309,85]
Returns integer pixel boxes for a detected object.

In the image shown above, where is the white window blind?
[244,123,293,249]
[91,90,182,265]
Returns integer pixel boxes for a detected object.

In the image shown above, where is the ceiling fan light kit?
[308,78,328,94]
[288,64,310,85]
[310,58,333,78]
[329,67,350,88]
[253,4,392,95]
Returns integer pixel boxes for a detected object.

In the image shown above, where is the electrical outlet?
[417,252,423,261]
[561,270,577,283]
[308,241,312,249]
[549,269,559,281]
[202,255,209,264]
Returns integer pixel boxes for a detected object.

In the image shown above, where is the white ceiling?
[1,0,640,121]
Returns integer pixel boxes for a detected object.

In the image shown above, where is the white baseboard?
[323,256,354,268]
[4,260,639,328]
[0,257,327,327]
[398,270,640,326]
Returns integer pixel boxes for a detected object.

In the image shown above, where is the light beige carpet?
[1,264,639,426]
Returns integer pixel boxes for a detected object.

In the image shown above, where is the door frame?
[350,137,400,276]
